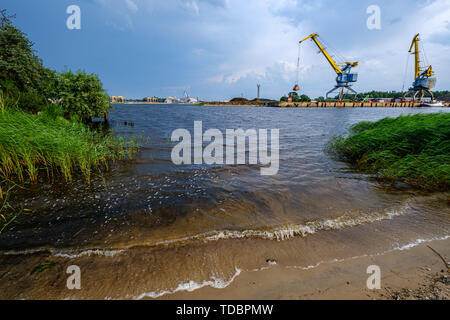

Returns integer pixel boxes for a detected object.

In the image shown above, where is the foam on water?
[53,249,125,259]
[132,267,242,300]
[1,203,410,258]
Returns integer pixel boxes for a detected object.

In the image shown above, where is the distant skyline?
[2,0,450,100]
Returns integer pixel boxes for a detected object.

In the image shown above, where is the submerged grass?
[0,108,138,184]
[328,113,450,191]
[0,181,24,235]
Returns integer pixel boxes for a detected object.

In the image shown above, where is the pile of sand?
[230,97,249,103]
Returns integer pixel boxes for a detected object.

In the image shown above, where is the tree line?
[280,90,449,102]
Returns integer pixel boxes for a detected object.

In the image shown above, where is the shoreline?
[0,236,448,300]
[201,102,450,108]
[113,102,450,108]
[159,237,450,300]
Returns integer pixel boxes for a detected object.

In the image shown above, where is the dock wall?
[202,101,450,108]
[277,101,437,108]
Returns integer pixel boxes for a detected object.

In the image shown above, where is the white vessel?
[164,91,199,104]
[179,91,198,104]
[420,102,445,107]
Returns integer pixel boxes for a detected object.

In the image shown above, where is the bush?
[328,113,450,190]
[54,70,112,121]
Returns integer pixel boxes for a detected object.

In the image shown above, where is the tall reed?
[0,108,138,184]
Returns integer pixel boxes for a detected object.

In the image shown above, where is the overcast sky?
[3,0,450,100]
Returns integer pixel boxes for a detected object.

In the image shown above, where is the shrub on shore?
[328,113,450,191]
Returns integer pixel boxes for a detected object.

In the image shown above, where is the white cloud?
[179,0,200,15]
[124,0,138,13]
[92,0,450,99]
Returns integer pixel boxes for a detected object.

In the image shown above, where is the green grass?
[0,107,138,184]
[30,261,57,275]
[0,181,24,235]
[328,113,450,191]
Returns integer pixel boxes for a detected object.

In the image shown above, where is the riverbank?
[163,237,450,300]
[0,236,447,300]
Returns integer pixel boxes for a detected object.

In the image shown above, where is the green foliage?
[42,103,64,120]
[30,261,56,275]
[335,90,450,101]
[0,10,47,92]
[52,70,112,120]
[0,77,47,114]
[328,113,450,190]
[0,10,111,119]
[299,94,311,102]
[287,92,300,102]
[0,108,138,184]
[281,93,311,102]
[0,85,18,112]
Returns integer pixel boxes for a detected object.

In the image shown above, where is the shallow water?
[0,105,449,299]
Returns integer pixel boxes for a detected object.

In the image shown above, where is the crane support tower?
[299,33,359,101]
[403,33,436,102]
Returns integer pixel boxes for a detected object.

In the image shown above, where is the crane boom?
[408,33,421,79]
[300,34,342,74]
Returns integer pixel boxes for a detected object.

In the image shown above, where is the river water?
[0,105,449,299]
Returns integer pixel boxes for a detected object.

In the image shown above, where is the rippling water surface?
[1,105,449,299]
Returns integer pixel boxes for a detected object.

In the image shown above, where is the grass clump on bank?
[328,113,450,191]
[0,107,137,184]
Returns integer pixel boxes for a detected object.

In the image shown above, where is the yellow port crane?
[402,33,436,102]
[299,33,359,101]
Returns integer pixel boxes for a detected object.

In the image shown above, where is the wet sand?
[1,237,447,300]
[163,237,450,300]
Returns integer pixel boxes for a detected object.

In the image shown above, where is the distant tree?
[288,92,300,102]
[299,94,311,102]
[434,90,450,98]
[316,96,325,102]
[332,90,450,101]
[280,96,288,102]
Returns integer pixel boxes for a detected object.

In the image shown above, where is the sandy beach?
[163,237,450,300]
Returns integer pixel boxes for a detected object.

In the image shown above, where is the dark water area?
[1,105,449,299]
